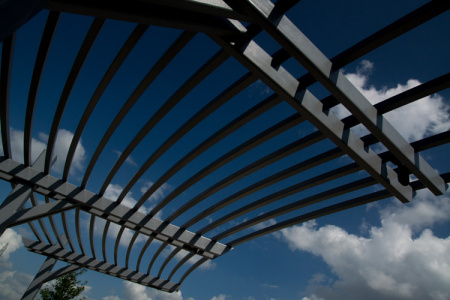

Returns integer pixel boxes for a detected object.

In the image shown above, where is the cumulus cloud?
[261,283,279,288]
[210,294,228,300]
[86,184,155,247]
[333,60,450,142]
[113,150,138,167]
[251,218,276,231]
[1,128,86,174]
[123,281,186,300]
[0,270,33,300]
[302,295,325,300]
[0,228,23,265]
[104,183,151,215]
[162,245,216,271]
[102,296,122,300]
[38,129,86,174]
[280,190,450,300]
[87,182,170,248]
[139,181,172,203]
[0,229,34,300]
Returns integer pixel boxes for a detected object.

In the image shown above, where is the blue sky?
[1,1,450,299]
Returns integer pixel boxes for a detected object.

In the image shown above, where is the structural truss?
[0,0,449,299]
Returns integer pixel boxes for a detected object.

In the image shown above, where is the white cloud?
[251,218,276,231]
[0,270,33,300]
[123,281,186,300]
[2,128,86,174]
[162,245,216,270]
[280,190,450,300]
[302,295,325,300]
[9,127,46,164]
[211,294,228,300]
[104,183,150,215]
[0,228,23,265]
[140,181,171,203]
[247,79,271,98]
[87,183,167,248]
[89,184,148,247]
[113,150,138,167]
[38,129,86,174]
[334,60,450,142]
[261,283,279,288]
[102,295,122,300]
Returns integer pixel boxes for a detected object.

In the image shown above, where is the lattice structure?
[0,0,449,299]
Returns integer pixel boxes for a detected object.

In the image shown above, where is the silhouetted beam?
[0,0,43,42]
[23,238,181,292]
[224,0,445,195]
[0,158,230,258]
[45,0,246,38]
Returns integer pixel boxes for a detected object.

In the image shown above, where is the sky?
[0,0,450,299]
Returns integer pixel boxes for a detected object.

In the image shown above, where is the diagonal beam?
[23,238,181,292]
[0,157,230,258]
[0,151,51,236]
[43,264,82,283]
[21,257,57,300]
[224,0,446,195]
[7,199,80,227]
[211,37,412,203]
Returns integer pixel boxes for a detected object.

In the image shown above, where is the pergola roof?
[1,0,449,298]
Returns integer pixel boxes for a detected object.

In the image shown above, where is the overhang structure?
[0,0,449,299]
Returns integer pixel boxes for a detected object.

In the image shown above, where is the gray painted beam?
[23,238,181,292]
[44,264,82,283]
[24,11,60,166]
[0,184,34,235]
[80,31,196,188]
[0,158,230,258]
[100,49,230,198]
[227,0,445,195]
[211,37,412,204]
[21,257,57,300]
[230,171,450,246]
[0,34,15,159]
[7,199,79,227]
[44,18,105,174]
[0,151,47,235]
[62,23,148,181]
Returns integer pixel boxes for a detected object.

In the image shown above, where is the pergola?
[0,0,449,299]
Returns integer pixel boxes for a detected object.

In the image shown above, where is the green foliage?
[39,268,87,300]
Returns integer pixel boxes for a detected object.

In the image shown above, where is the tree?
[39,268,88,300]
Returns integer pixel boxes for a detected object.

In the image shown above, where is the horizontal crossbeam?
[0,157,230,258]
[23,238,181,292]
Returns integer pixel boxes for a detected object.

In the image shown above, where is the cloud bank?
[281,61,450,300]
[281,190,450,300]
